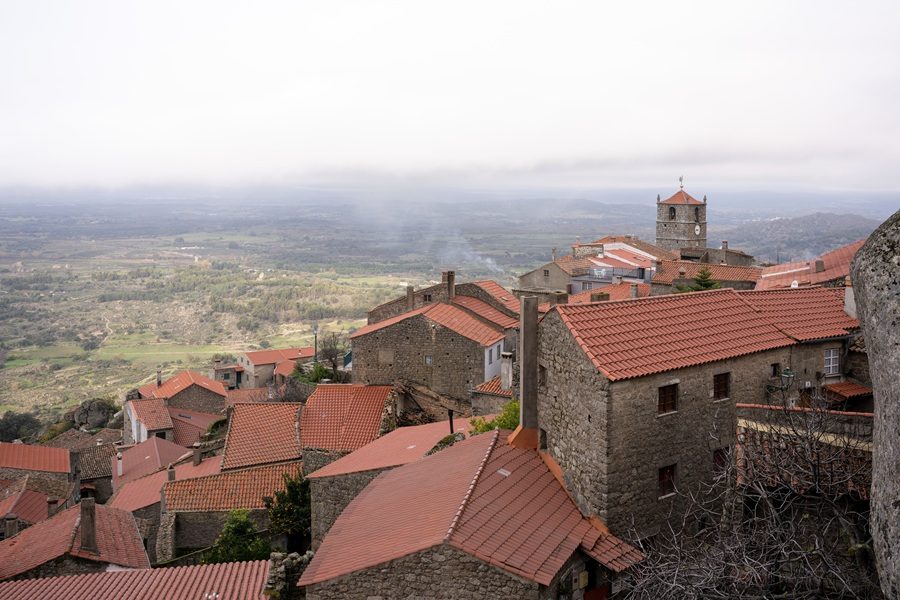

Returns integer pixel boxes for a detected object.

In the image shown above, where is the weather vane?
[678,175,684,189]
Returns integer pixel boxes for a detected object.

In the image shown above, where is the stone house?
[137,370,228,414]
[298,429,643,599]
[75,442,117,503]
[108,448,221,563]
[650,260,762,295]
[222,347,314,389]
[221,403,302,471]
[0,480,61,539]
[0,559,271,599]
[351,303,507,401]
[0,442,73,487]
[306,417,472,549]
[654,188,708,251]
[756,239,866,290]
[300,385,396,475]
[0,498,149,580]
[156,461,301,561]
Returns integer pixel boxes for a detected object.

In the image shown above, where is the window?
[539,428,548,450]
[423,293,433,302]
[694,207,700,222]
[582,282,592,291]
[770,362,781,377]
[488,348,493,364]
[543,269,550,277]
[668,206,676,220]
[424,354,433,366]
[222,372,230,380]
[824,348,840,376]
[658,464,676,497]
[539,365,547,387]
[713,373,730,400]
[658,384,678,414]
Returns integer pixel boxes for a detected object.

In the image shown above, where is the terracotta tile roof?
[565,282,651,306]
[299,431,641,587]
[0,485,48,525]
[301,385,391,452]
[552,254,602,276]
[652,260,762,286]
[473,376,513,398]
[273,359,297,378]
[555,289,796,381]
[601,248,654,269]
[163,462,301,512]
[590,235,677,260]
[824,381,873,400]
[659,189,705,205]
[138,370,226,400]
[308,419,474,479]
[243,347,313,366]
[0,502,149,579]
[452,296,518,329]
[226,388,270,407]
[738,287,859,341]
[0,441,70,474]
[222,403,301,471]
[471,281,520,313]
[128,398,174,431]
[108,456,222,512]
[77,443,117,480]
[756,239,866,290]
[113,437,190,490]
[43,428,122,450]
[0,560,269,600]
[4,473,72,501]
[351,303,504,346]
[168,407,224,447]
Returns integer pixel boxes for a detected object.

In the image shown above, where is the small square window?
[423,293,433,302]
[538,365,547,387]
[770,362,781,377]
[713,373,730,400]
[222,372,230,380]
[824,349,840,376]
[424,355,433,366]
[658,384,678,414]
[543,269,550,277]
[658,464,676,497]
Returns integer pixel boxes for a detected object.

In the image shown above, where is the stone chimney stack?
[548,292,568,306]
[613,275,623,285]
[192,442,202,466]
[156,368,162,388]
[80,498,98,553]
[500,352,513,391]
[722,240,729,251]
[509,296,538,449]
[814,259,826,273]
[116,452,123,477]
[630,283,639,299]
[445,271,456,300]
[843,277,857,319]
[167,464,175,482]
[47,497,58,517]
[590,292,610,303]
[4,514,17,539]
[406,285,415,310]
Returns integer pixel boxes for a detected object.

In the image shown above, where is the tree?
[319,332,347,378]
[203,509,271,564]
[469,399,520,434]
[264,472,311,551]
[676,266,722,293]
[0,410,42,442]
[625,395,879,599]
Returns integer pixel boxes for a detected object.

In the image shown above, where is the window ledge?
[658,493,676,500]
[712,397,731,403]
[656,410,678,418]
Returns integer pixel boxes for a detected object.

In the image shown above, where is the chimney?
[722,241,728,251]
[843,277,857,319]
[509,296,539,449]
[192,442,202,466]
[630,283,639,299]
[4,514,18,539]
[814,259,825,273]
[156,368,162,387]
[116,452,123,477]
[167,464,175,482]
[406,285,415,310]
[46,496,58,517]
[613,275,623,285]
[553,292,568,306]
[80,498,97,553]
[551,247,557,262]
[590,292,610,302]
[447,270,455,300]
[500,352,513,391]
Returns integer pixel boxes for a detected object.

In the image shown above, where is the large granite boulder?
[72,398,116,429]
[851,209,900,599]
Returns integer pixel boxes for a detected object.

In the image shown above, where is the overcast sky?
[1,1,899,192]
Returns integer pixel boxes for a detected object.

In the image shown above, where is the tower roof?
[660,190,705,205]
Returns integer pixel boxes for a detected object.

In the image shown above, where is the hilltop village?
[0,188,881,599]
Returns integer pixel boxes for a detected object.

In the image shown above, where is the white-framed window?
[488,348,493,364]
[424,354,433,366]
[824,348,840,376]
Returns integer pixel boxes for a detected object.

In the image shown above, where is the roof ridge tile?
[444,430,500,544]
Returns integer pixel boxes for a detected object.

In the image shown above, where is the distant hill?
[716,212,880,263]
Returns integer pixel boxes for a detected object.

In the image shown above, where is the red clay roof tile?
[0,487,48,525]
[0,442,70,474]
[113,437,190,490]
[168,407,224,447]
[163,462,301,512]
[473,376,513,398]
[108,455,222,512]
[351,303,504,346]
[738,287,859,341]
[308,419,474,479]
[273,359,297,378]
[42,428,121,450]
[243,347,313,366]
[0,502,149,579]
[225,388,270,407]
[756,239,865,290]
[78,443,117,480]
[128,398,174,431]
[301,385,391,452]
[452,296,518,329]
[471,281,520,313]
[138,370,226,400]
[589,236,677,260]
[824,381,873,399]
[555,289,796,381]
[222,403,301,471]
[0,559,269,599]
[652,260,762,285]
[659,189,705,205]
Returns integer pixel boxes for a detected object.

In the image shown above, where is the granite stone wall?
[310,469,386,549]
[351,314,487,400]
[517,262,572,294]
[655,202,707,251]
[12,555,110,581]
[167,386,226,414]
[367,283,447,324]
[304,544,539,600]
[172,509,268,552]
[302,449,347,477]
[132,502,162,563]
[155,511,176,563]
[471,392,510,416]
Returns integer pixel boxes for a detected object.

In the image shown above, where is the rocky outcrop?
[72,398,116,429]
[850,209,900,599]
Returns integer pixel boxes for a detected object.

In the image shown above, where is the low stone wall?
[13,555,109,581]
[173,509,268,553]
[471,392,509,416]
[304,544,539,599]
[310,469,386,549]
